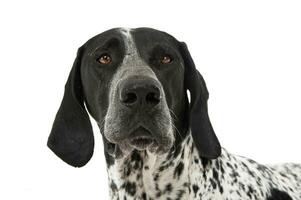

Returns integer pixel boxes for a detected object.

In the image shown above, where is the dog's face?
[48,28,221,167]
[81,28,186,157]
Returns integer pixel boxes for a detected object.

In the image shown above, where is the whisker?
[169,108,178,121]
[170,116,183,140]
[98,117,106,128]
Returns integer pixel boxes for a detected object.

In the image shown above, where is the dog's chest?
[107,136,197,200]
[106,135,225,200]
[141,141,193,199]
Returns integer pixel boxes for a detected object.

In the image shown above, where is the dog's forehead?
[131,28,178,43]
[83,28,124,50]
[129,28,180,51]
[84,27,179,51]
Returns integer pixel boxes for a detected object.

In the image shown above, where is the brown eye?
[161,55,172,64]
[98,54,112,64]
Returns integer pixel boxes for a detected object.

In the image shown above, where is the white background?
[0,0,300,199]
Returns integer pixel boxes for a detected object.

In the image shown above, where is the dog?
[48,28,301,200]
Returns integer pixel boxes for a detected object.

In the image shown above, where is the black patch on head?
[266,188,293,200]
[48,28,127,167]
[132,28,190,157]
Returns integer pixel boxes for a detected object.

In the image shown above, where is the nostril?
[119,79,161,107]
[122,92,137,104]
[146,92,160,106]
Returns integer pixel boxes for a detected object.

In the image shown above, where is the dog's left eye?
[161,55,172,64]
[98,54,112,65]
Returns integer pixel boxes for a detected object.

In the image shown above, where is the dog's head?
[47,28,221,167]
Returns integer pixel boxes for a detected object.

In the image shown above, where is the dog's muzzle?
[104,74,174,156]
[118,77,162,150]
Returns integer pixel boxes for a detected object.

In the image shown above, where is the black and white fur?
[48,28,301,199]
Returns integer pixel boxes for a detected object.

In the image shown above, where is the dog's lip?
[129,126,156,150]
[131,137,154,146]
[130,137,157,151]
[130,126,152,138]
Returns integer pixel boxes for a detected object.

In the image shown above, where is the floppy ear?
[47,47,94,167]
[180,42,221,159]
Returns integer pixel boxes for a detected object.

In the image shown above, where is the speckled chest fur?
[107,134,301,200]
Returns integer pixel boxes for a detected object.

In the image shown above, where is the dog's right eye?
[98,54,112,65]
[161,55,172,64]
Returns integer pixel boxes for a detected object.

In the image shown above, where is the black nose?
[119,78,161,108]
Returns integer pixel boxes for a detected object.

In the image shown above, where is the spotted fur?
[107,134,301,200]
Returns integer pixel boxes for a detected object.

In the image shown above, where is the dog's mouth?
[130,137,154,148]
[129,126,158,150]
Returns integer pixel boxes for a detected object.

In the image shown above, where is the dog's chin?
[129,140,171,156]
[104,125,174,158]
[130,137,157,150]
[128,126,158,151]
[108,139,172,159]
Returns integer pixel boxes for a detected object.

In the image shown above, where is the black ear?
[180,42,221,159]
[47,47,94,167]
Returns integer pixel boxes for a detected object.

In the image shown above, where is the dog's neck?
[106,133,220,200]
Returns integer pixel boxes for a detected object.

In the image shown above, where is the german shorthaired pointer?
[48,28,301,199]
